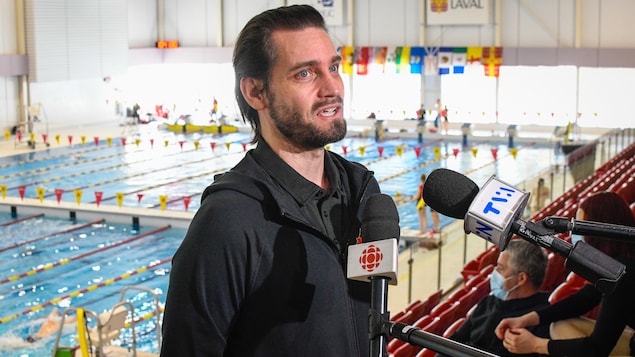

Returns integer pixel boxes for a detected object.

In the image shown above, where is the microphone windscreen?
[423,168,479,219]
[361,193,400,243]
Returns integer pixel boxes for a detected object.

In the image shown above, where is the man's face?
[264,27,346,150]
[495,252,519,294]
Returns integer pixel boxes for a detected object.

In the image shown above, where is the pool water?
[0,131,562,356]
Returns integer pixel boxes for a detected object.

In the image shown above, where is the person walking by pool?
[442,105,449,134]
[531,178,550,214]
[416,173,440,236]
[161,5,382,356]
[435,98,442,129]
[210,96,219,122]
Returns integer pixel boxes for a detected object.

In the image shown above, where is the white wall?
[2,0,635,134]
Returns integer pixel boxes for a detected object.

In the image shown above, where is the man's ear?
[517,271,529,286]
[240,78,266,110]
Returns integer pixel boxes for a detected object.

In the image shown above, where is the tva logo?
[483,186,516,215]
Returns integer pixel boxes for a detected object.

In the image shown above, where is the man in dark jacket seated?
[439,239,551,357]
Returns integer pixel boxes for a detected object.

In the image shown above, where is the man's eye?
[299,70,310,78]
[329,64,339,72]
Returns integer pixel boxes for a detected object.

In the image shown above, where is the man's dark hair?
[232,5,327,144]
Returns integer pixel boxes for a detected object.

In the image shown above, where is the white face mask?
[490,270,519,300]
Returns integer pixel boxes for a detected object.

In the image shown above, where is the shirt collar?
[252,139,342,206]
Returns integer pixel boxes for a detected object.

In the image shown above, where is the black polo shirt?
[252,140,350,252]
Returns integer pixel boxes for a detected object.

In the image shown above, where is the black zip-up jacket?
[161,141,380,357]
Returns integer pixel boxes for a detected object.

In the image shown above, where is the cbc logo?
[359,244,383,272]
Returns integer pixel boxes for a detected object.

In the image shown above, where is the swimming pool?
[0,131,563,356]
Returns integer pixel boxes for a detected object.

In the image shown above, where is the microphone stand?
[369,276,390,357]
[543,216,635,242]
[380,320,499,357]
[368,288,498,357]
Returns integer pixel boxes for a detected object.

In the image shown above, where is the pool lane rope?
[1,137,246,191]
[0,219,105,253]
[0,257,171,324]
[0,213,44,227]
[0,225,171,286]
[392,141,535,207]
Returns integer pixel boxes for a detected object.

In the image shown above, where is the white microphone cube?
[347,238,399,285]
[464,176,529,250]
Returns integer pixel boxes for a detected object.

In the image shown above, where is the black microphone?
[347,193,400,357]
[543,216,635,242]
[423,168,626,294]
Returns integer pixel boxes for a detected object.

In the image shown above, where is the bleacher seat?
[616,181,635,204]
[456,288,479,318]
[429,301,454,318]
[391,341,422,357]
[387,334,407,354]
[409,300,431,322]
[461,247,499,282]
[425,289,443,311]
[395,310,417,325]
[540,252,569,294]
[413,315,434,329]
[415,348,436,357]
[434,302,461,334]
[404,299,423,311]
[442,317,466,338]
[473,278,491,302]
[549,281,582,304]
[421,316,442,334]
[447,286,471,303]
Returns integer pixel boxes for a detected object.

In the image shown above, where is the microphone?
[542,216,635,242]
[347,193,400,357]
[423,168,626,294]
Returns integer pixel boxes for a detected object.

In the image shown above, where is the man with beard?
[160,5,382,357]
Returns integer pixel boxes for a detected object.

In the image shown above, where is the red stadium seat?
[443,317,466,338]
[404,299,423,311]
[473,278,491,302]
[549,281,582,304]
[409,300,431,321]
[447,286,470,303]
[456,288,479,318]
[421,317,442,335]
[387,335,407,354]
[540,252,569,294]
[437,303,462,333]
[391,341,422,357]
[413,315,434,329]
[425,289,443,312]
[415,348,437,357]
[429,301,454,318]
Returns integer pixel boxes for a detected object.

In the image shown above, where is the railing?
[388,127,635,313]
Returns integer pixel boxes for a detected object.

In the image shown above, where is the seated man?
[439,239,550,357]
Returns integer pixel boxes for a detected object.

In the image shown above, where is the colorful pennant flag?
[424,47,439,76]
[339,46,355,75]
[409,47,424,74]
[373,46,388,73]
[356,47,371,75]
[438,47,452,75]
[452,47,467,74]
[467,46,482,64]
[395,46,411,74]
[482,46,503,77]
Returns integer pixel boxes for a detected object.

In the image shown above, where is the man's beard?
[268,93,346,150]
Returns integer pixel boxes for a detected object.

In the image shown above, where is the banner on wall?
[426,0,491,25]
[288,0,344,26]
